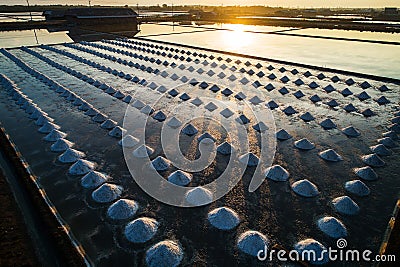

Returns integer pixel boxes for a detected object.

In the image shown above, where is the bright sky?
[3,0,400,8]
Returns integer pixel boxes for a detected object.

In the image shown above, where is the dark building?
[384,7,398,16]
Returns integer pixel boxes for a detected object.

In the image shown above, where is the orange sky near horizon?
[3,0,400,8]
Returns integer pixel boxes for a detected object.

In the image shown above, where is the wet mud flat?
[0,37,399,266]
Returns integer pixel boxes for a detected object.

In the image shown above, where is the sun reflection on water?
[221,24,254,50]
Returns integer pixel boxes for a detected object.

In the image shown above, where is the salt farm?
[0,4,400,266]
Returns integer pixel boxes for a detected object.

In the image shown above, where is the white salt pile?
[125,217,158,243]
[282,106,297,115]
[217,141,233,155]
[51,138,74,152]
[92,113,107,123]
[354,166,378,181]
[377,137,397,148]
[185,187,213,206]
[92,183,123,203]
[208,207,240,230]
[44,129,67,142]
[109,126,127,138]
[145,240,183,267]
[167,117,182,129]
[58,148,85,163]
[276,129,292,140]
[68,159,95,175]
[38,121,60,134]
[317,216,347,238]
[107,199,139,220]
[341,126,361,137]
[370,144,392,156]
[239,152,259,167]
[320,119,337,130]
[81,171,108,189]
[319,149,343,162]
[190,97,203,107]
[132,99,145,109]
[132,144,154,158]
[265,165,289,182]
[220,108,234,118]
[153,111,167,122]
[182,123,198,136]
[345,180,370,196]
[198,132,216,143]
[168,170,192,186]
[249,95,263,105]
[332,196,359,215]
[361,154,385,167]
[100,119,117,129]
[204,102,218,112]
[291,179,319,197]
[294,138,315,150]
[237,231,269,257]
[141,105,154,115]
[252,122,268,133]
[152,156,171,171]
[119,135,139,148]
[294,239,329,265]
[300,112,315,122]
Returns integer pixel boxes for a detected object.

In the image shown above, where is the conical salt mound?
[109,126,127,138]
[319,149,342,162]
[166,117,182,129]
[198,132,216,143]
[317,216,347,239]
[217,141,233,155]
[119,135,139,148]
[81,171,108,189]
[237,231,269,257]
[153,111,166,122]
[145,240,183,267]
[107,199,139,220]
[253,122,268,132]
[208,207,240,230]
[204,102,218,112]
[58,148,85,163]
[125,217,158,243]
[294,239,329,265]
[182,124,198,136]
[44,129,67,142]
[132,144,154,158]
[185,187,213,206]
[92,113,107,123]
[300,112,315,122]
[294,138,315,150]
[152,156,171,171]
[362,154,385,167]
[291,179,319,197]
[168,170,192,186]
[370,144,392,157]
[377,137,397,148]
[68,159,96,175]
[36,114,54,126]
[220,108,234,118]
[239,152,259,167]
[78,102,92,111]
[343,103,357,112]
[92,183,123,203]
[282,106,297,115]
[276,129,292,140]
[265,165,289,182]
[38,121,60,134]
[320,119,337,130]
[345,180,370,196]
[382,131,398,141]
[85,108,99,117]
[354,166,378,181]
[100,119,117,129]
[51,138,74,152]
[341,126,361,137]
[332,196,359,215]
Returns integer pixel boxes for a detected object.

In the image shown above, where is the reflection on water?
[221,24,254,50]
[144,24,400,79]
[1,23,399,79]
